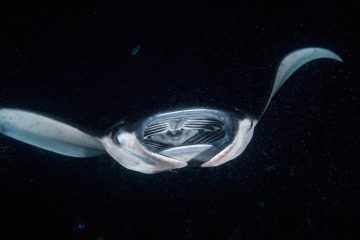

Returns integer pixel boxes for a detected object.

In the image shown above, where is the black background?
[0,1,359,239]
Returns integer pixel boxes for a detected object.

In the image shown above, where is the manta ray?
[0,48,343,174]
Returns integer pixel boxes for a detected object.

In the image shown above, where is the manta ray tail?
[0,108,105,157]
[257,47,343,120]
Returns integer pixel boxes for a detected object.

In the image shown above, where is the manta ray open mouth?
[144,117,225,151]
[139,109,237,162]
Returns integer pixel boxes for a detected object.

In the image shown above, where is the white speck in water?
[131,45,141,56]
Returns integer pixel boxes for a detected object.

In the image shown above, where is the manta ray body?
[0,48,343,173]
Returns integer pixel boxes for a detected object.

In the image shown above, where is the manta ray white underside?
[0,48,343,174]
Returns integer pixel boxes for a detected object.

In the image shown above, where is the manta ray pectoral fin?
[0,108,105,157]
[202,48,343,168]
[257,47,343,120]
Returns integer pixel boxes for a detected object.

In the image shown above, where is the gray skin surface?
[0,48,343,173]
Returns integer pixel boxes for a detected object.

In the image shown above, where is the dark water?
[0,2,359,239]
